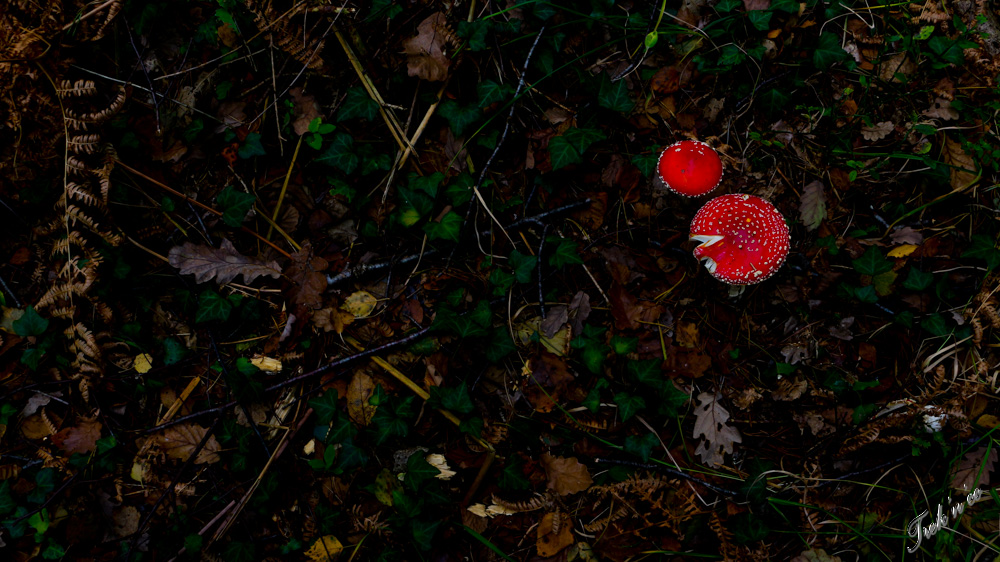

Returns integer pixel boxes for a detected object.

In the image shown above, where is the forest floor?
[1,0,1000,560]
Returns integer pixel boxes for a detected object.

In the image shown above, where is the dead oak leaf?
[289,87,322,136]
[951,445,996,491]
[890,226,924,245]
[943,135,978,192]
[313,306,355,334]
[51,418,102,455]
[347,371,376,426]
[402,12,452,82]
[542,453,593,495]
[860,121,894,141]
[692,392,742,466]
[168,239,281,285]
[154,423,221,464]
[524,352,574,412]
[536,511,574,557]
[286,243,329,311]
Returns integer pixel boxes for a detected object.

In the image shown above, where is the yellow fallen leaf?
[304,535,343,561]
[342,290,377,318]
[887,244,919,258]
[536,512,574,557]
[133,353,153,374]
[250,355,282,372]
[130,460,149,483]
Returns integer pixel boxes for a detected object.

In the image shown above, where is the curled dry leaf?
[943,136,978,191]
[154,423,221,464]
[347,371,376,426]
[771,377,808,401]
[402,12,452,82]
[890,226,924,245]
[799,180,827,232]
[426,453,456,480]
[313,306,355,334]
[286,243,329,311]
[289,87,322,136]
[168,239,281,285]
[536,511,574,557]
[692,392,742,466]
[860,121,894,141]
[541,453,593,495]
[342,290,377,318]
[51,418,102,455]
[922,97,960,121]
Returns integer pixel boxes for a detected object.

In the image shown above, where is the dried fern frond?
[57,79,98,98]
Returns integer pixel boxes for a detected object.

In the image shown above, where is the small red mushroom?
[657,140,724,197]
[689,194,790,285]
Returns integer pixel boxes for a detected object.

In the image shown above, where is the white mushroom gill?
[690,234,724,248]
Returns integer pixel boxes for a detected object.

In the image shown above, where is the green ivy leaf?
[162,337,187,365]
[624,433,658,462]
[195,290,234,323]
[216,185,255,227]
[628,359,661,387]
[614,392,645,422]
[548,135,581,170]
[432,307,489,338]
[361,152,393,176]
[498,455,530,490]
[224,541,257,562]
[429,382,475,415]
[962,234,1000,270]
[813,32,849,69]
[508,249,536,283]
[423,211,463,241]
[477,79,512,107]
[12,306,48,337]
[631,151,658,178]
[547,236,583,268]
[438,99,482,137]
[562,127,606,154]
[853,285,879,303]
[405,451,441,492]
[0,482,14,515]
[748,10,772,31]
[337,436,368,470]
[317,132,358,174]
[411,172,445,198]
[458,19,492,51]
[310,390,340,424]
[582,379,609,413]
[921,313,949,337]
[336,87,379,121]
[598,74,634,113]
[28,469,57,504]
[489,269,516,296]
[411,518,442,551]
[902,268,934,291]
[484,328,516,362]
[852,246,893,276]
[580,345,606,374]
[237,132,266,159]
[657,383,690,418]
[610,335,638,355]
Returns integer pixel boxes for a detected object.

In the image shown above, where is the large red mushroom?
[657,140,724,197]
[690,194,790,285]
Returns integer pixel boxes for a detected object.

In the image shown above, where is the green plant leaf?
[610,335,637,355]
[509,249,536,283]
[28,469,56,504]
[337,436,368,470]
[813,32,849,69]
[438,99,482,137]
[657,382,690,418]
[614,392,645,422]
[0,482,14,515]
[411,518,442,551]
[224,541,256,562]
[489,269,516,296]
[216,185,255,227]
[411,172,445,198]
[13,306,48,337]
[902,268,934,291]
[237,132,266,159]
[546,236,583,268]
[498,455,530,490]
[432,307,489,338]
[852,246,893,276]
[310,391,340,424]
[336,87,379,121]
[631,151,658,178]
[458,19,492,51]
[477,79,512,107]
[962,234,1000,270]
[748,10,772,31]
[921,313,949,337]
[317,132,358,174]
[485,328,516,362]
[598,74,634,113]
[429,382,475,415]
[423,211,463,241]
[405,452,441,492]
[624,433,658,461]
[548,135,581,170]
[628,358,661,387]
[562,127,606,154]
[580,345,606,374]
[195,290,233,323]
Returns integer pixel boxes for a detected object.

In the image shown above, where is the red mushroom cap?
[657,140,724,197]
[690,194,790,285]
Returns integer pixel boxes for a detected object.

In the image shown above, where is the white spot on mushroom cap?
[689,194,790,285]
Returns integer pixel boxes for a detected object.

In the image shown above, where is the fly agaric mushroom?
[657,140,724,197]
[690,194,790,285]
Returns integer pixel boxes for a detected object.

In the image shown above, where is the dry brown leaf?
[772,377,807,401]
[168,239,281,285]
[20,413,56,439]
[289,87,322,136]
[799,180,827,232]
[342,290,377,318]
[402,12,452,82]
[154,423,221,464]
[951,445,996,490]
[536,511,574,557]
[524,353,574,412]
[943,136,978,191]
[347,371,376,426]
[313,306,355,334]
[304,535,343,561]
[112,505,140,538]
[51,418,102,455]
[542,453,593,495]
[286,244,329,311]
[692,392,742,466]
[922,97,960,120]
[890,226,924,245]
[860,121,893,141]
[791,548,842,562]
[781,344,808,365]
